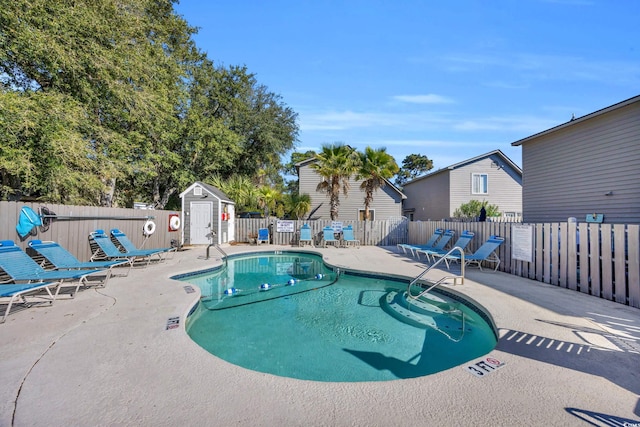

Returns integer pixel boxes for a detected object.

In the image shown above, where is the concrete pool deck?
[1,244,639,426]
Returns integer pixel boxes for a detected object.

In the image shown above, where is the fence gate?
[387,216,408,245]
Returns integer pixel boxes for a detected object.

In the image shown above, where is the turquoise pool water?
[179,252,497,382]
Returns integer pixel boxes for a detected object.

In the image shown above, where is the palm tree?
[286,193,311,220]
[257,185,281,217]
[356,147,399,243]
[310,144,360,220]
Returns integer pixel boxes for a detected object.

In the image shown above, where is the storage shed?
[179,182,235,245]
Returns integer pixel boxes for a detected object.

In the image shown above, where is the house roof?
[296,156,407,200]
[179,181,235,203]
[511,94,640,146]
[403,149,522,187]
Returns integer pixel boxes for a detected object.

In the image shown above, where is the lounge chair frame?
[322,226,340,248]
[110,229,175,262]
[28,240,132,277]
[298,224,314,247]
[397,228,445,256]
[341,225,360,248]
[434,235,505,271]
[1,281,61,323]
[0,240,109,298]
[257,228,270,245]
[89,230,150,267]
[416,230,474,262]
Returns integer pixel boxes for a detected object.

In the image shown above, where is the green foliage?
[394,154,434,187]
[356,147,399,220]
[283,150,317,176]
[0,0,299,208]
[453,200,501,219]
[284,193,311,220]
[310,144,360,220]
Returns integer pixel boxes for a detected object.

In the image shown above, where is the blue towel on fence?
[16,206,42,240]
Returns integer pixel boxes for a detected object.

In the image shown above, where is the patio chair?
[89,230,152,267]
[110,229,175,261]
[435,235,505,271]
[414,229,455,261]
[322,226,340,248]
[28,240,132,276]
[1,281,61,323]
[416,230,474,262]
[257,228,270,245]
[0,240,109,297]
[299,224,314,247]
[341,225,360,248]
[397,228,444,256]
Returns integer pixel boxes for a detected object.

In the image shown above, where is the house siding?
[402,151,522,221]
[449,157,522,217]
[298,163,403,220]
[521,101,640,223]
[402,171,450,220]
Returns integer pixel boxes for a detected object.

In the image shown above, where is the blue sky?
[174,0,639,170]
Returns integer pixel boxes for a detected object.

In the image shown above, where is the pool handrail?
[406,246,465,300]
[205,242,228,266]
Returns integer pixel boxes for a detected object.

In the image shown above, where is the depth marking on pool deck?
[464,356,505,377]
[166,316,180,330]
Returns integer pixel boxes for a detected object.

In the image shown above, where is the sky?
[174,0,640,171]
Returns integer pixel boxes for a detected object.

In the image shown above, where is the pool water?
[181,252,497,382]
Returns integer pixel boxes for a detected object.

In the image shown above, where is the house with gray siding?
[401,150,522,221]
[296,158,406,221]
[179,182,235,245]
[511,94,640,224]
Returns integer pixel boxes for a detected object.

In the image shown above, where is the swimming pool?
[178,251,497,382]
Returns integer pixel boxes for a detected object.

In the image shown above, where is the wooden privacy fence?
[237,218,640,308]
[234,218,408,247]
[409,221,640,309]
[0,201,180,262]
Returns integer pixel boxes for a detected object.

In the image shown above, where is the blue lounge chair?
[397,228,444,256]
[257,228,270,245]
[435,235,505,271]
[28,240,132,276]
[416,230,474,262]
[299,224,314,247]
[110,229,175,261]
[341,225,360,248]
[89,230,152,267]
[414,229,455,261]
[1,281,61,323]
[0,240,109,297]
[322,226,339,248]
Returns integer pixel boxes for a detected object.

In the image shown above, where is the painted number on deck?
[465,356,505,377]
[166,316,180,330]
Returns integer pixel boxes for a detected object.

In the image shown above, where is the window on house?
[472,173,488,194]
[359,209,375,221]
[194,186,202,196]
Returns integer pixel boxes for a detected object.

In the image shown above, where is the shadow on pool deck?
[386,246,640,419]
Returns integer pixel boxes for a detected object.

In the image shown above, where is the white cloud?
[443,52,640,86]
[299,110,450,131]
[376,139,484,148]
[453,115,560,133]
[300,110,399,131]
[391,94,454,104]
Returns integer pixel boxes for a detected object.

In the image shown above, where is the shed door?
[190,201,213,244]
